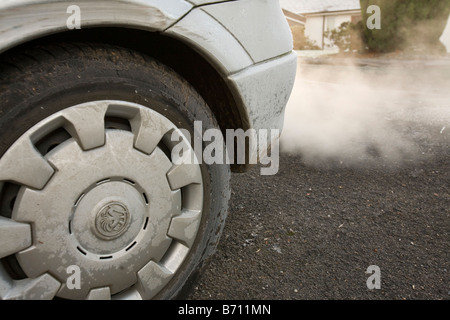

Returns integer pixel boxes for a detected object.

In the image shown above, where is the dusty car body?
[0,0,296,299]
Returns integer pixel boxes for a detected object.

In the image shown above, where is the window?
[326,16,336,31]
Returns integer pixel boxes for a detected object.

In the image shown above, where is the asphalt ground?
[184,58,450,300]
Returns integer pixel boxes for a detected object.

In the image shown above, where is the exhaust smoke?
[280,59,450,169]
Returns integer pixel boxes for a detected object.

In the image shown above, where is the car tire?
[0,43,230,300]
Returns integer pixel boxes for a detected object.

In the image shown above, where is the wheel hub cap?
[0,101,204,300]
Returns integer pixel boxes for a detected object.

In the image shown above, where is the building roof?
[283,8,306,26]
[279,0,361,15]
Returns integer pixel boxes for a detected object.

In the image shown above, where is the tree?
[360,0,450,54]
[325,21,365,52]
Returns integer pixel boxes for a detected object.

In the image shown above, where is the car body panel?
[201,0,293,64]
[165,8,255,74]
[168,0,294,74]
[228,51,297,163]
[166,0,296,152]
[229,51,297,134]
[0,0,193,53]
[186,0,226,5]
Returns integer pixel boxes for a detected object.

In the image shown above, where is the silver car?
[0,0,296,300]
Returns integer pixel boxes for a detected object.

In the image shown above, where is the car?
[0,0,296,300]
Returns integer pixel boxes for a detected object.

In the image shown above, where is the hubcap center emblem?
[94,202,130,240]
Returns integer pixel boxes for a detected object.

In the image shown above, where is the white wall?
[440,14,450,53]
[305,16,324,48]
[305,13,355,49]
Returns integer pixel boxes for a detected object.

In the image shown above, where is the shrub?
[325,21,365,52]
[290,25,321,50]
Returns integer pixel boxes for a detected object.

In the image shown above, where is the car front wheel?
[0,43,230,300]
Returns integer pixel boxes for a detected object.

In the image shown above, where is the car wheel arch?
[0,27,251,172]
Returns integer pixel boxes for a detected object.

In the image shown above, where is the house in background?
[282,8,305,28]
[280,0,361,49]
